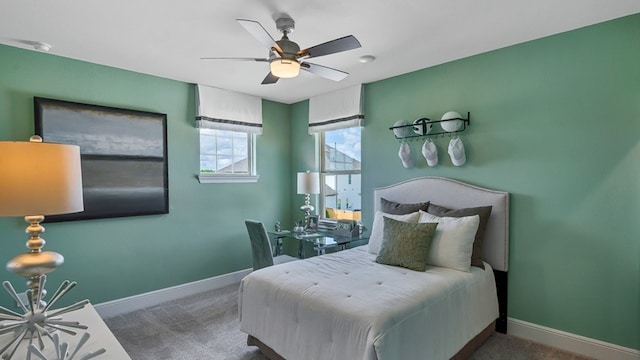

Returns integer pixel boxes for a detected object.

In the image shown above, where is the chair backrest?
[245,219,274,270]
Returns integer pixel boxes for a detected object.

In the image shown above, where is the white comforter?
[239,246,498,360]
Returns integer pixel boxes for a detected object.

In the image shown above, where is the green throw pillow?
[375,216,438,271]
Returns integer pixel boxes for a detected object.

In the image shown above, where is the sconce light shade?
[270,58,301,78]
[0,139,84,216]
[297,171,320,195]
[440,111,463,132]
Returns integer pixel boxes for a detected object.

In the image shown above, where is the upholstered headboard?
[374,176,509,272]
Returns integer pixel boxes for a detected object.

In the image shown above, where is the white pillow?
[368,211,421,255]
[419,211,479,272]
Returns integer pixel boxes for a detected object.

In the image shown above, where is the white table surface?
[0,303,131,359]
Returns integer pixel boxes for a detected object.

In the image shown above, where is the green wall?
[0,12,638,352]
[290,15,640,349]
[371,14,639,349]
[0,44,292,307]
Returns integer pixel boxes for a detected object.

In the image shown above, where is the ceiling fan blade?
[261,72,280,85]
[298,35,361,59]
[300,62,349,81]
[237,19,283,54]
[200,57,269,62]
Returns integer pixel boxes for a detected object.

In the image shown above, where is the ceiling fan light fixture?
[270,58,300,78]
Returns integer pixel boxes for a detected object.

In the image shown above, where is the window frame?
[318,128,361,221]
[198,128,259,184]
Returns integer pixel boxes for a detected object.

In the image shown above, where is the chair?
[245,219,297,271]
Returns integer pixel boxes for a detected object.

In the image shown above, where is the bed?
[239,177,509,360]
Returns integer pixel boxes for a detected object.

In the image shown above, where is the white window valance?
[195,84,263,134]
[308,84,364,134]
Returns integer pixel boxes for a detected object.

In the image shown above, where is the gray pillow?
[380,197,430,215]
[375,216,438,271]
[427,203,492,270]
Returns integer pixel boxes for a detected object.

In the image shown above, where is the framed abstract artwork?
[34,97,169,222]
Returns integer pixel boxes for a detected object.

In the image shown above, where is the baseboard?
[508,317,640,360]
[94,268,252,319]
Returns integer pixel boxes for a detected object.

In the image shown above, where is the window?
[320,127,361,221]
[198,128,257,183]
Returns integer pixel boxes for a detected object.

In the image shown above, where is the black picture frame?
[306,215,319,230]
[34,97,169,222]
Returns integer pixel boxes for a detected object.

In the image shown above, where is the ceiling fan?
[202,17,362,84]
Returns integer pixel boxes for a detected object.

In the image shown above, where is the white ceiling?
[1,1,638,104]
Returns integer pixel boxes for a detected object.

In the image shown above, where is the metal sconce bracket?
[389,112,471,140]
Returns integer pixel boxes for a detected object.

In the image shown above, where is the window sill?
[197,174,259,184]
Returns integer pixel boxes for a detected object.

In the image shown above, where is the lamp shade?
[297,171,320,195]
[0,140,84,216]
[270,58,300,78]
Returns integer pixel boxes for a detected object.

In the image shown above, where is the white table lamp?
[0,136,83,295]
[297,171,320,225]
[0,136,91,359]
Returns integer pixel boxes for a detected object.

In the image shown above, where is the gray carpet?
[104,284,593,360]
